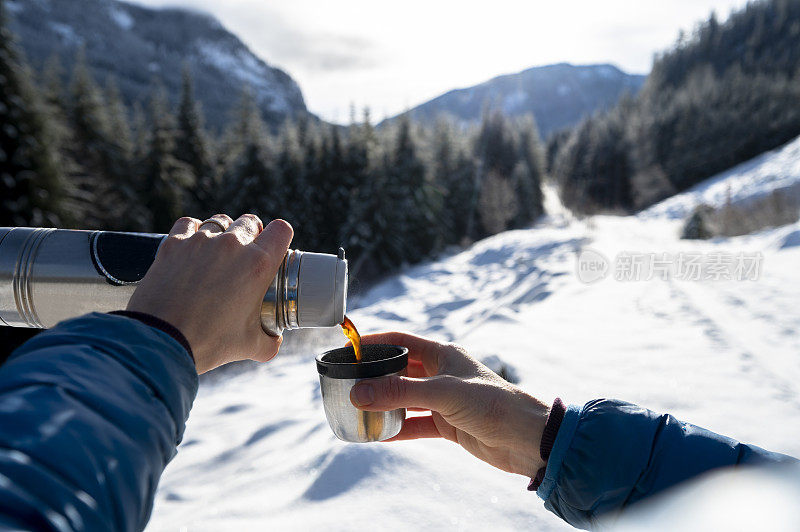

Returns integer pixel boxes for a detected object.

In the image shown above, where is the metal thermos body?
[0,227,348,336]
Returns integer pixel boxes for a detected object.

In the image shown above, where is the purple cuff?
[109,311,194,363]
[528,397,566,491]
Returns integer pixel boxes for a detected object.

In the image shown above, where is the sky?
[130,0,750,124]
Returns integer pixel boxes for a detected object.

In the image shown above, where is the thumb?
[350,375,462,414]
[251,219,293,281]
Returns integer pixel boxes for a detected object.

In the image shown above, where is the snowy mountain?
[387,63,646,138]
[145,134,800,530]
[7,0,308,129]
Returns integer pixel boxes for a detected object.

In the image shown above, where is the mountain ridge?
[387,62,646,138]
[7,0,309,129]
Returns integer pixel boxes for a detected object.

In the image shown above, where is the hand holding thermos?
[127,215,293,373]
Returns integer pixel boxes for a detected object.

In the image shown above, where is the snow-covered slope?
[147,137,800,531]
[640,134,800,220]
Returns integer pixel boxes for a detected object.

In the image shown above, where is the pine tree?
[40,54,81,225]
[299,123,325,249]
[41,55,66,113]
[0,3,70,226]
[475,110,518,177]
[545,128,570,174]
[681,204,714,239]
[340,108,385,277]
[478,170,518,234]
[474,110,520,235]
[220,87,262,205]
[103,77,143,230]
[391,117,441,259]
[226,108,279,222]
[554,108,634,214]
[67,49,129,228]
[229,140,276,217]
[130,102,149,163]
[143,87,191,232]
[511,117,545,226]
[104,79,133,161]
[351,151,393,276]
[321,125,351,249]
[431,120,477,245]
[430,120,456,242]
[276,121,310,246]
[176,68,216,218]
[227,86,262,154]
[452,148,480,243]
[40,56,73,160]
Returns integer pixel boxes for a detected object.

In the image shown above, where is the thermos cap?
[296,251,347,328]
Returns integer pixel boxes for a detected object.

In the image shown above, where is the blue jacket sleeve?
[0,313,198,532]
[536,399,797,529]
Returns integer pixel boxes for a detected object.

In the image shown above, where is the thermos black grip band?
[91,232,164,285]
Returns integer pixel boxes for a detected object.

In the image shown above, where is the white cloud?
[129,0,748,124]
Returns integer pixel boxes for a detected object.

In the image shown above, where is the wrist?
[511,392,550,478]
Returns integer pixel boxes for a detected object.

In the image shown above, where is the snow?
[6,1,23,14]
[196,41,291,113]
[613,466,800,530]
[147,136,800,531]
[49,22,81,45]
[502,89,527,113]
[109,7,134,30]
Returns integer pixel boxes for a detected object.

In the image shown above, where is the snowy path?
[147,142,800,531]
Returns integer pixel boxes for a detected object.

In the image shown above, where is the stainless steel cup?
[316,344,408,443]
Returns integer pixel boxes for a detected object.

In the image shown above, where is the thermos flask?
[0,227,348,335]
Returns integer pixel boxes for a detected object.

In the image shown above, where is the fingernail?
[352,383,374,406]
[266,219,294,239]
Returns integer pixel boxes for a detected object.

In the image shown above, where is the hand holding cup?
[349,332,550,478]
